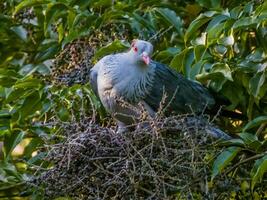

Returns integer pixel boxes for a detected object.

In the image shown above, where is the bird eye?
[133,46,138,52]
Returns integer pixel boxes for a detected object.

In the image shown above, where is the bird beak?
[142,52,150,65]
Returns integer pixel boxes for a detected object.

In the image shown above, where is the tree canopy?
[0,0,266,199]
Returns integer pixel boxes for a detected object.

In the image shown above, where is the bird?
[89,39,232,137]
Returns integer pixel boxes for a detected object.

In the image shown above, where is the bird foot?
[116,122,129,134]
[136,122,150,131]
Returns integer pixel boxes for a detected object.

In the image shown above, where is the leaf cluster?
[0,0,266,199]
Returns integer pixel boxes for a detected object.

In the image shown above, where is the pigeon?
[89,39,230,137]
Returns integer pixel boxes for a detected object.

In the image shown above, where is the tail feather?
[219,109,246,120]
[208,90,246,120]
[205,127,232,140]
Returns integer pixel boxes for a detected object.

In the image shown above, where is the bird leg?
[140,100,155,117]
[112,100,155,133]
[116,121,129,134]
[135,101,155,131]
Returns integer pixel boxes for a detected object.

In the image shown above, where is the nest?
[32,114,228,199]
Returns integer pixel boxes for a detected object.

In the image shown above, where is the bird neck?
[125,51,147,68]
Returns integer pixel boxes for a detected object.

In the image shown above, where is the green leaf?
[239,132,262,151]
[247,96,254,121]
[155,47,181,63]
[10,26,27,42]
[246,49,265,63]
[57,106,70,122]
[184,12,216,43]
[28,152,46,165]
[243,116,267,132]
[84,86,106,119]
[24,138,42,158]
[57,23,64,43]
[70,11,95,30]
[196,63,232,91]
[243,2,254,15]
[207,21,228,45]
[230,5,243,19]
[67,8,76,30]
[44,2,71,35]
[34,43,60,62]
[190,61,203,80]
[0,161,22,182]
[36,63,51,75]
[170,48,194,76]
[206,14,229,31]
[197,0,221,9]
[0,69,19,79]
[0,120,10,133]
[3,131,25,160]
[249,72,265,99]
[94,40,130,60]
[220,138,245,146]
[14,0,50,15]
[14,78,42,89]
[154,8,183,35]
[0,72,18,87]
[19,64,37,76]
[214,44,227,55]
[19,91,42,121]
[251,155,267,190]
[5,88,32,103]
[132,12,155,32]
[233,17,258,29]
[210,63,233,81]
[194,45,206,61]
[211,146,241,180]
[91,0,112,8]
[198,73,225,92]
[220,81,245,110]
[63,27,91,46]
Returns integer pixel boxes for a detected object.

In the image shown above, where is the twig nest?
[33,115,223,199]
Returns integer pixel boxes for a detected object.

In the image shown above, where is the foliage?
[0,0,266,199]
[180,1,267,121]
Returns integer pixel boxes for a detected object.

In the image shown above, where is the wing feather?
[144,61,215,114]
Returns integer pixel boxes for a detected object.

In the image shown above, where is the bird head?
[130,39,153,66]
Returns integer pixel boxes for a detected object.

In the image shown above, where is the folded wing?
[144,61,215,114]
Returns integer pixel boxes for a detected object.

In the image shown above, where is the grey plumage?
[89,39,229,138]
[90,40,156,132]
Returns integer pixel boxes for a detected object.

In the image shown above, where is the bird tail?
[208,91,246,120]
[219,109,246,120]
[205,126,232,140]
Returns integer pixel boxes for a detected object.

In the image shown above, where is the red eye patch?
[133,46,138,52]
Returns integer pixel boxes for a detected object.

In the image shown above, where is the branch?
[225,152,267,175]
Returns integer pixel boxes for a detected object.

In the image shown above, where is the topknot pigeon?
[90,39,225,134]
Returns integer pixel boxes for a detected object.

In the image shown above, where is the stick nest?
[33,114,229,199]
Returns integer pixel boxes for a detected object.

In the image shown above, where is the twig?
[225,152,267,175]
[256,122,267,138]
[148,26,174,42]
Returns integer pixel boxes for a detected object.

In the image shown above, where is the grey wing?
[89,66,99,97]
[144,61,215,114]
